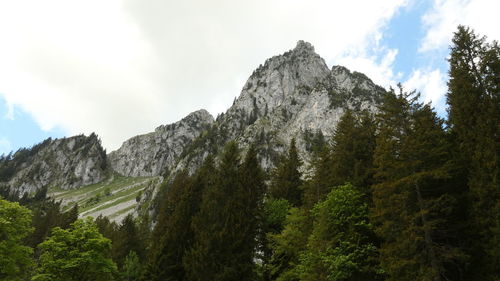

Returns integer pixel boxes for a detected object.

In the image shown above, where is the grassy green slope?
[49,173,161,222]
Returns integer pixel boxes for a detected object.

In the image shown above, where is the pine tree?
[269,139,303,207]
[371,88,464,281]
[447,25,500,280]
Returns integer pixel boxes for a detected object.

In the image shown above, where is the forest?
[0,26,498,281]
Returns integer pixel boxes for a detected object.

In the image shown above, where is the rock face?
[175,40,385,172]
[1,134,107,195]
[1,40,386,209]
[108,109,214,177]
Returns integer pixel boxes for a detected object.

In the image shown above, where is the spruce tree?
[304,109,376,208]
[185,142,264,281]
[269,139,303,207]
[142,166,205,281]
[371,89,464,281]
[447,25,500,280]
[113,214,145,270]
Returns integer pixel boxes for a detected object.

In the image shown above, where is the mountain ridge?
[1,40,386,220]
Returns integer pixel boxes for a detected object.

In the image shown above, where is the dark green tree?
[122,251,142,281]
[371,89,464,281]
[269,139,303,207]
[113,214,146,270]
[184,142,264,281]
[142,160,210,281]
[447,25,500,280]
[304,109,376,208]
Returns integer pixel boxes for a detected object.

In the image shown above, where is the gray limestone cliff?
[108,109,214,177]
[0,134,107,195]
[174,40,385,172]
[1,40,387,219]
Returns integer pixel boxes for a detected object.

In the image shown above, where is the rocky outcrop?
[1,134,107,195]
[108,109,214,177]
[175,40,385,172]
[1,40,387,211]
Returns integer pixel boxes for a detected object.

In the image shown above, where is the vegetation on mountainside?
[0,26,497,281]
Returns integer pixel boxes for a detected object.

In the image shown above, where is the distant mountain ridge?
[1,40,386,220]
[0,134,107,195]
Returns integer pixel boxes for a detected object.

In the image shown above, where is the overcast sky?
[0,0,499,154]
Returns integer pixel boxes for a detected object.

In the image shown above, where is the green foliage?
[32,217,117,281]
[372,88,464,281]
[0,198,33,280]
[270,139,303,206]
[447,25,500,280]
[121,251,142,281]
[142,167,204,281]
[261,198,292,280]
[113,214,146,269]
[268,207,310,281]
[304,109,376,208]
[264,198,292,235]
[298,183,380,281]
[184,142,265,281]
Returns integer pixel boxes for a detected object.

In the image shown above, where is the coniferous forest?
[1,26,499,281]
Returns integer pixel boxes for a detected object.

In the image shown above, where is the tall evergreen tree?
[447,25,500,280]
[269,139,303,207]
[142,159,212,281]
[304,109,376,208]
[184,142,264,281]
[113,214,146,270]
[371,88,464,281]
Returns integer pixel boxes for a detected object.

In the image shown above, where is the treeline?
[0,26,498,281]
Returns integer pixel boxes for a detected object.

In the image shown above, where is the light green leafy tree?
[298,183,381,281]
[122,251,141,281]
[0,198,33,280]
[32,217,117,281]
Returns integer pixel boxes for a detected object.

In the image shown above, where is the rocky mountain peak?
[172,41,387,174]
[108,109,214,177]
[1,134,107,195]
[293,40,315,54]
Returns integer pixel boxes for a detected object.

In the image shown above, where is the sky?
[0,0,499,155]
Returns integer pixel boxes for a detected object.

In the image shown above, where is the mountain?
[0,134,107,195]
[108,109,214,177]
[1,40,386,221]
[174,40,384,172]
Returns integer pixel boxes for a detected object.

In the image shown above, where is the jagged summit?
[1,134,107,195]
[2,40,387,221]
[108,109,214,177]
[171,40,386,173]
[155,109,213,133]
[293,40,315,53]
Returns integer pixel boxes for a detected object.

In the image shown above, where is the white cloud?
[0,0,408,151]
[404,68,447,107]
[420,0,500,52]
[336,48,401,89]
